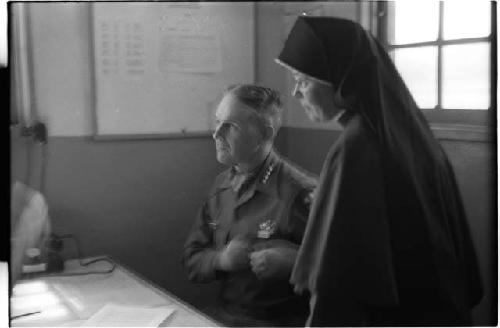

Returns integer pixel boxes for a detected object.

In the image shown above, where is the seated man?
[183,84,317,327]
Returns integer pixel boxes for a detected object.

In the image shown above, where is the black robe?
[276,17,483,326]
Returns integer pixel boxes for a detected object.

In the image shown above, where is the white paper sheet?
[51,268,169,319]
[81,303,175,327]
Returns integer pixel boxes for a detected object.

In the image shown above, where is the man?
[183,84,317,327]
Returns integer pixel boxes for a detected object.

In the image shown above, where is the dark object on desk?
[20,233,65,276]
[20,121,47,144]
[46,234,64,273]
[46,252,64,273]
[23,234,116,278]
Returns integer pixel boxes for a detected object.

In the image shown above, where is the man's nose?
[213,124,222,140]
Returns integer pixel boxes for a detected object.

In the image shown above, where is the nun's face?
[291,72,342,122]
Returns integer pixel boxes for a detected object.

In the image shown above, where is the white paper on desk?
[51,269,169,319]
[81,303,175,327]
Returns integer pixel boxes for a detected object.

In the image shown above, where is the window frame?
[10,2,36,127]
[374,1,496,141]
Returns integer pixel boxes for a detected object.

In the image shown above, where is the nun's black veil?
[277,16,483,325]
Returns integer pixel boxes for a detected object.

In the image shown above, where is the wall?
[11,126,29,185]
[28,3,93,136]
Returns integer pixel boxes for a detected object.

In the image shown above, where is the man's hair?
[223,84,283,137]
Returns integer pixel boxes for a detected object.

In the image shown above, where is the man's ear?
[262,125,275,141]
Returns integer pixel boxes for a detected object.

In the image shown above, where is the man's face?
[213,95,264,167]
[291,72,341,122]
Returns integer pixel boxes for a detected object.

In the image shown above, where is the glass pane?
[443,1,491,40]
[388,2,439,44]
[393,47,438,108]
[442,43,490,109]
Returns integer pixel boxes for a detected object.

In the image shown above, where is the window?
[377,1,496,130]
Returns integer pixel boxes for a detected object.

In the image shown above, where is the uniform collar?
[254,149,280,197]
[235,149,281,208]
[215,149,281,198]
[217,171,233,190]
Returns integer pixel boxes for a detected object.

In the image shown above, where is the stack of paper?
[81,303,175,327]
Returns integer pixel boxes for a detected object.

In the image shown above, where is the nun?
[275,16,483,326]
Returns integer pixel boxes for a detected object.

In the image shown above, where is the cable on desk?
[60,233,116,275]
[58,234,114,266]
[27,233,117,278]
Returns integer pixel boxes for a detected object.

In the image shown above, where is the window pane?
[443,1,491,40]
[388,2,439,44]
[393,47,438,108]
[442,43,490,109]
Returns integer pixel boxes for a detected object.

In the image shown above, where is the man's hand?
[249,239,299,280]
[216,236,251,272]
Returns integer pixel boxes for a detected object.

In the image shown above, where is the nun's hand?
[249,245,298,280]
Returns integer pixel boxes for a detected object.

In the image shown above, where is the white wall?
[28,3,93,136]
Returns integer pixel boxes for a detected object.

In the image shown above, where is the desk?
[10,257,220,327]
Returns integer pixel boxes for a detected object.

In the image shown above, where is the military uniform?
[183,149,316,326]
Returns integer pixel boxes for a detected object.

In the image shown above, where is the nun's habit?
[276,17,483,326]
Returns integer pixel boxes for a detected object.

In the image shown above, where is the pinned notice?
[159,33,222,73]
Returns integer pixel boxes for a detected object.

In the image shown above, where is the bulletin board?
[91,2,255,139]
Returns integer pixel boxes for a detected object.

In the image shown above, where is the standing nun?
[276,16,483,326]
